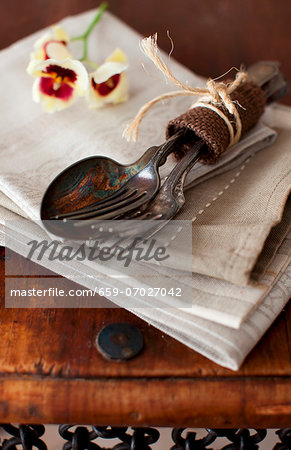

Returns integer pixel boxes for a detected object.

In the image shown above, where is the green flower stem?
[71,2,108,62]
[83,2,108,38]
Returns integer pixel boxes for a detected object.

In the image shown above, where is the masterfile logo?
[26,237,170,267]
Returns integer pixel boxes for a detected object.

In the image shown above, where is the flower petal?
[30,26,70,62]
[86,48,129,109]
[28,57,89,113]
[33,78,79,113]
[39,76,74,101]
[52,25,69,43]
[92,61,128,84]
[45,42,72,60]
[106,48,128,64]
[87,72,129,108]
[28,58,89,94]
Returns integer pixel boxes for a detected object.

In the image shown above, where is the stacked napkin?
[0,9,290,370]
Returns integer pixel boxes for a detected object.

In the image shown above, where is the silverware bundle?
[41,61,288,243]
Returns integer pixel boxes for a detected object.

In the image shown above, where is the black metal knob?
[96,322,144,361]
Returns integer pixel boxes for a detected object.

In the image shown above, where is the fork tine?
[88,218,144,241]
[73,194,150,226]
[89,224,142,247]
[91,213,164,243]
[117,223,165,250]
[134,212,163,221]
[53,187,136,220]
[85,212,168,255]
[68,190,147,222]
[104,229,150,251]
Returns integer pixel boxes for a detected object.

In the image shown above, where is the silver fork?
[84,139,204,245]
[53,129,185,222]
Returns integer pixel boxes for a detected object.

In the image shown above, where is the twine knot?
[207,79,225,103]
[123,33,248,147]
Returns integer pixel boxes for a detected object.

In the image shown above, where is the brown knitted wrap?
[166,80,266,164]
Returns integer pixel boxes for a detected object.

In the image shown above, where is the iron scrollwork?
[0,425,290,449]
[0,424,47,449]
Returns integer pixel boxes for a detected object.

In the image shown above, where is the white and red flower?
[87,48,128,108]
[30,26,70,62]
[27,58,89,113]
[27,24,129,113]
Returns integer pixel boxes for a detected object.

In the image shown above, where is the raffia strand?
[123,34,248,147]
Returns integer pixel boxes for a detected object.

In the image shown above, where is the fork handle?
[149,128,185,167]
[162,139,205,193]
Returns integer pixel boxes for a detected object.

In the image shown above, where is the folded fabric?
[2,203,290,330]
[1,210,290,370]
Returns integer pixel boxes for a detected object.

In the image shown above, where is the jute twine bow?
[123,34,248,147]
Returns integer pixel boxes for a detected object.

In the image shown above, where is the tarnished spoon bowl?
[40,154,153,239]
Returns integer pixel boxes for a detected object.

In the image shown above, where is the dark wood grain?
[0,0,290,426]
[1,377,291,427]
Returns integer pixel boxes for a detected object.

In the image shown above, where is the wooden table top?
[1,249,291,427]
[0,0,290,428]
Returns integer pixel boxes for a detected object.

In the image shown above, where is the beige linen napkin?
[1,210,290,370]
